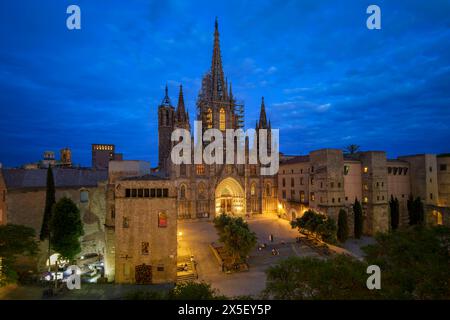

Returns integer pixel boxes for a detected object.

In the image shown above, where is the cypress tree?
[40,166,55,241]
[337,209,349,243]
[390,195,400,230]
[407,194,415,225]
[353,198,363,239]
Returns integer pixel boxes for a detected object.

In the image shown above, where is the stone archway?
[215,177,245,216]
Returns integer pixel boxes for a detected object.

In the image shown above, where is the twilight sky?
[0,0,449,167]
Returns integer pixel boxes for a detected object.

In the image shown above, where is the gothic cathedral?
[157,19,278,219]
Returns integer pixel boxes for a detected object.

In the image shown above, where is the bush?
[291,210,337,243]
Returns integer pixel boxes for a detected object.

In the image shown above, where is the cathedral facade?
[157,19,278,219]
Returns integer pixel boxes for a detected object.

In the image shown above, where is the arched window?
[265,184,271,197]
[219,108,226,130]
[250,182,256,196]
[180,185,186,199]
[158,211,167,228]
[206,108,213,129]
[198,183,206,200]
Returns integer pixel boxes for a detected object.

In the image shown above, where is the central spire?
[211,17,227,101]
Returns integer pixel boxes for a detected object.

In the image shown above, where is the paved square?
[178,215,321,297]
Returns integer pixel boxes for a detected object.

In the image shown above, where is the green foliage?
[363,226,450,299]
[337,209,349,242]
[389,195,400,230]
[407,195,425,226]
[169,281,221,300]
[0,224,39,286]
[214,215,257,265]
[291,210,337,243]
[353,198,363,239]
[264,255,373,300]
[50,197,84,261]
[40,166,55,241]
[124,282,227,300]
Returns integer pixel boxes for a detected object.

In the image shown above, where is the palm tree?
[344,144,360,155]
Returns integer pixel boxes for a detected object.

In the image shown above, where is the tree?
[344,144,360,155]
[337,209,349,242]
[408,195,425,226]
[40,166,55,241]
[169,281,222,300]
[214,216,257,265]
[264,255,373,300]
[389,195,400,230]
[50,197,84,261]
[353,198,363,239]
[291,209,337,243]
[0,224,39,286]
[363,226,450,299]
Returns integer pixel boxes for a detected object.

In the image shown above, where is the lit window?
[310,192,315,201]
[219,108,226,130]
[206,108,213,129]
[363,167,369,173]
[196,164,205,175]
[250,183,256,196]
[363,197,368,203]
[300,191,305,203]
[158,212,168,228]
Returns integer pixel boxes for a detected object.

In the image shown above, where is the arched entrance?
[215,177,245,216]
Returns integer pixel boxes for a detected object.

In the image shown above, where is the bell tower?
[158,85,175,173]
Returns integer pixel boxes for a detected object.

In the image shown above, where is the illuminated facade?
[157,19,278,219]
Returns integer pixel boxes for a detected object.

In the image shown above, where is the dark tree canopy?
[50,197,84,261]
[337,209,349,242]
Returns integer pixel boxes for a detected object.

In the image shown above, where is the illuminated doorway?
[215,177,245,216]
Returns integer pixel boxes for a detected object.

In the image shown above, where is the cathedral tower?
[158,85,175,173]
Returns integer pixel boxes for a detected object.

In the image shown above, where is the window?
[150,189,156,197]
[141,242,149,255]
[125,189,130,197]
[300,177,303,185]
[123,217,129,228]
[156,189,162,197]
[282,178,285,187]
[310,178,314,185]
[111,209,115,219]
[440,164,447,171]
[196,164,205,175]
[388,167,392,174]
[250,183,256,196]
[132,189,137,197]
[363,197,368,203]
[282,190,286,199]
[363,167,369,173]
[291,178,294,187]
[364,184,368,191]
[291,189,295,198]
[266,184,271,196]
[300,191,305,203]
[330,182,334,188]
[138,189,143,198]
[430,193,433,200]
[206,108,213,129]
[158,211,168,227]
[404,168,408,175]
[311,166,314,173]
[332,198,335,203]
[429,166,432,172]
[310,192,315,202]
[163,188,169,197]
[144,189,149,197]
[338,198,341,203]
[180,185,186,199]
[157,265,165,272]
[398,168,403,175]
[320,182,323,188]
[344,165,350,175]
[219,108,226,130]
[80,190,89,203]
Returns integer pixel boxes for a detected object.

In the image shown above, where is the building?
[277,150,450,235]
[113,175,177,284]
[92,144,123,170]
[0,168,108,269]
[157,19,278,220]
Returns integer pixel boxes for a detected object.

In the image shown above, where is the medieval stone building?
[157,19,278,220]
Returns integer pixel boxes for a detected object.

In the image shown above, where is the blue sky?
[0,0,449,167]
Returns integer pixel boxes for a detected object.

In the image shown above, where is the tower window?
[158,211,168,228]
[219,108,226,130]
[196,164,205,175]
[206,108,213,129]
